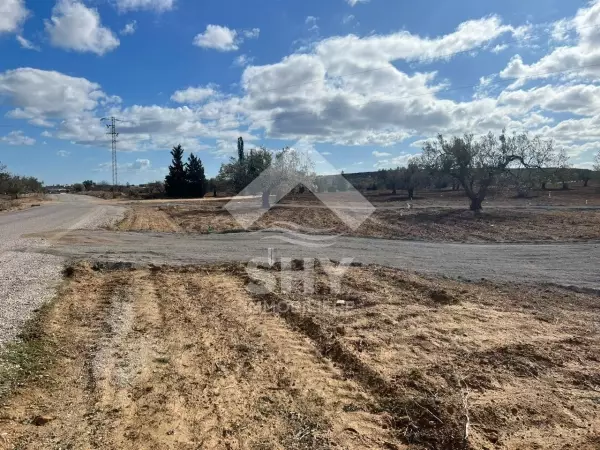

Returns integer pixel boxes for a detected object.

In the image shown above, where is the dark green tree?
[82,180,94,191]
[185,153,206,198]
[237,137,245,162]
[165,145,187,197]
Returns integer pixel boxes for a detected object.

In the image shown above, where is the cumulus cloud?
[500,0,600,87]
[1,130,36,146]
[113,0,175,12]
[4,7,600,168]
[0,68,108,126]
[170,85,218,103]
[0,0,29,34]
[237,15,524,145]
[120,21,137,35]
[45,0,120,55]
[16,35,40,51]
[193,25,239,51]
[193,24,259,51]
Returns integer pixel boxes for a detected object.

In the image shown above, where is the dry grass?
[131,203,600,243]
[1,263,598,449]
[0,194,48,213]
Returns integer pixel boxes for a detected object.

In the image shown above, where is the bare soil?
[111,184,600,242]
[115,205,182,232]
[119,203,600,243]
[1,263,599,449]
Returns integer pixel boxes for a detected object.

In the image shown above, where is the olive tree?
[421,132,528,211]
[505,134,557,197]
[258,147,315,208]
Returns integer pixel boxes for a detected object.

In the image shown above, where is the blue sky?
[0,0,598,185]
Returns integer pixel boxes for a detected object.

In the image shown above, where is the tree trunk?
[407,188,414,200]
[562,182,569,190]
[262,190,270,209]
[541,182,547,190]
[584,179,589,187]
[213,187,217,197]
[469,197,483,211]
[392,185,397,195]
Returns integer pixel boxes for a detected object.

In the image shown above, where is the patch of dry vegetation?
[1,263,598,449]
[143,202,600,243]
[0,195,48,213]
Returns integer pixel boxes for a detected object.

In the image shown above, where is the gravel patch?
[0,197,126,348]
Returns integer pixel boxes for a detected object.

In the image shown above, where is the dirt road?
[0,195,125,347]
[32,228,600,290]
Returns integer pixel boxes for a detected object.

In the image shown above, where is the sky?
[0,0,599,185]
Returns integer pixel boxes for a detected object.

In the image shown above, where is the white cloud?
[193,24,238,51]
[243,28,260,39]
[551,18,573,42]
[97,158,152,172]
[193,24,259,51]
[346,0,369,6]
[170,85,218,104]
[491,43,508,53]
[16,35,40,51]
[45,0,120,55]
[57,150,70,157]
[120,20,137,35]
[499,0,600,88]
[4,8,600,168]
[113,0,175,12]
[305,16,319,31]
[342,14,356,25]
[0,68,108,126]
[234,54,254,67]
[372,151,391,157]
[0,0,29,34]
[373,153,417,169]
[239,15,522,146]
[1,130,36,146]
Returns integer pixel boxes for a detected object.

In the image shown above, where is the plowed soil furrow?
[0,265,405,450]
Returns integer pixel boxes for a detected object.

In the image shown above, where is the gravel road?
[0,195,125,347]
[35,229,600,290]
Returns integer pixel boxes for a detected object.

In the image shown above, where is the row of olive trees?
[0,163,44,199]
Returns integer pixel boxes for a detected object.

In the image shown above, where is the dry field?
[1,262,598,449]
[0,195,48,213]
[110,184,600,242]
[116,201,600,243]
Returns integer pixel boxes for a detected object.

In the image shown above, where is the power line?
[101,117,121,190]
